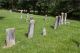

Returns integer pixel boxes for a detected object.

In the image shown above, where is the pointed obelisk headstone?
[28,17,35,39]
[3,28,15,48]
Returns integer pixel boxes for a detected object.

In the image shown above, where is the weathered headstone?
[42,27,46,36]
[54,16,59,29]
[58,15,62,26]
[64,13,67,24]
[9,9,12,13]
[3,28,15,48]
[61,12,64,24]
[20,10,23,22]
[28,17,35,39]
[44,15,47,21]
[20,15,23,20]
[42,15,47,36]
[26,13,29,22]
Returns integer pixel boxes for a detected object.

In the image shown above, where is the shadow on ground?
[0,16,5,20]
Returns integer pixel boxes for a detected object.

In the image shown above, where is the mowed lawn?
[0,9,80,53]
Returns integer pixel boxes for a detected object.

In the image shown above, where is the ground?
[0,9,80,53]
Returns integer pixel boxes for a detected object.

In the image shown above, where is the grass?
[0,9,80,53]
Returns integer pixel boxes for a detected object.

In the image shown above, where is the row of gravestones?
[54,12,69,29]
[3,11,68,48]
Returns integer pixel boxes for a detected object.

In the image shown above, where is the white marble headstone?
[42,27,46,36]
[9,9,12,13]
[28,17,35,39]
[44,15,47,21]
[26,13,29,22]
[54,16,58,29]
[64,13,67,24]
[58,15,62,26]
[61,12,64,24]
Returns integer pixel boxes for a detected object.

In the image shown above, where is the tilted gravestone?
[28,17,35,39]
[3,28,15,48]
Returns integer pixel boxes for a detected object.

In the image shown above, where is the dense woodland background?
[0,0,80,20]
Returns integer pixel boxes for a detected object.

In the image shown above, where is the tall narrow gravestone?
[54,15,62,29]
[20,10,23,22]
[64,13,67,24]
[42,15,47,36]
[28,17,35,39]
[3,28,15,48]
[54,16,59,29]
[58,15,62,26]
[61,12,64,24]
[26,13,29,22]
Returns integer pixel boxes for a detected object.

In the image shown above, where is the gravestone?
[21,10,23,14]
[54,16,59,29]
[58,15,62,26]
[9,9,12,13]
[61,12,64,24]
[42,27,46,36]
[64,13,67,24]
[26,13,29,22]
[44,15,47,21]
[20,10,23,21]
[20,15,23,20]
[42,15,47,36]
[28,17,35,39]
[3,28,15,48]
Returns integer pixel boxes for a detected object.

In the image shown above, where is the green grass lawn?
[0,9,80,53]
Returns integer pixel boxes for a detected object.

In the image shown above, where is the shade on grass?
[0,9,80,53]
